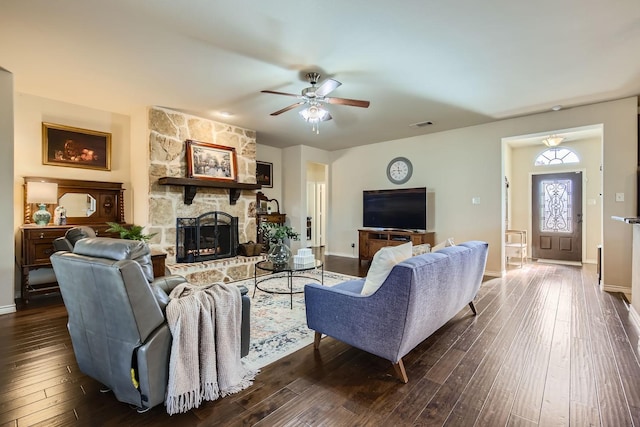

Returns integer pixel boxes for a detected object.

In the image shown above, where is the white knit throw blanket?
[165,282,257,415]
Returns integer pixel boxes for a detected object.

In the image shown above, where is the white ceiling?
[2,0,639,151]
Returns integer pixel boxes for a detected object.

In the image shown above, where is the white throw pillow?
[361,242,412,296]
[432,237,455,252]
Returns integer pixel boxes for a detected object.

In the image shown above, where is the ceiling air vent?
[409,121,433,128]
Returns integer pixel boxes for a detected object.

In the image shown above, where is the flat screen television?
[363,187,434,231]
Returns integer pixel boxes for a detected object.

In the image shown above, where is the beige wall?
[510,137,602,263]
[11,93,132,301]
[0,68,15,313]
[13,93,133,230]
[328,97,637,284]
[3,91,637,312]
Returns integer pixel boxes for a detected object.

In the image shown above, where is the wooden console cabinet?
[358,229,435,263]
[21,224,124,302]
[20,177,127,303]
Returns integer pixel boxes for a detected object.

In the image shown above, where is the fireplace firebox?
[176,211,238,263]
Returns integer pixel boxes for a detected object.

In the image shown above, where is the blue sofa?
[304,240,489,382]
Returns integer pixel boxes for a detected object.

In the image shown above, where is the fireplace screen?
[176,211,238,263]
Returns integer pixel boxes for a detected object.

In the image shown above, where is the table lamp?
[26,181,58,226]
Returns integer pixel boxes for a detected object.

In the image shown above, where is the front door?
[531,172,583,262]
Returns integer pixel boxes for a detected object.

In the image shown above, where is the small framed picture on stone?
[256,161,273,188]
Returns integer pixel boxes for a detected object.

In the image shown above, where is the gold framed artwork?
[186,139,238,182]
[42,122,111,171]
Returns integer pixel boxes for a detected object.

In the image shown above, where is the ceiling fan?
[261,72,370,133]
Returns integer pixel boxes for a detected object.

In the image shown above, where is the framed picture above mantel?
[186,139,238,182]
[42,122,111,171]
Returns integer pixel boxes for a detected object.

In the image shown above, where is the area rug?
[234,269,359,370]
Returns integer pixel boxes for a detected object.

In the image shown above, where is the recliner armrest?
[150,275,187,311]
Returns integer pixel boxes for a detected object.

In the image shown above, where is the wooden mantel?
[158,177,261,205]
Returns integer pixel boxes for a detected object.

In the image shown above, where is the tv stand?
[358,229,435,263]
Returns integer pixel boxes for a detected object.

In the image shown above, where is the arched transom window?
[535,148,580,166]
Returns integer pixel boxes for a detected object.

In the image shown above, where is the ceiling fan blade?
[315,79,341,97]
[325,97,371,108]
[261,90,300,98]
[270,101,306,116]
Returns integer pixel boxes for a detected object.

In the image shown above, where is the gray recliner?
[52,226,97,252]
[50,237,250,412]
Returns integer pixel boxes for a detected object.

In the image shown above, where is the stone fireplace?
[146,106,263,283]
[176,211,238,263]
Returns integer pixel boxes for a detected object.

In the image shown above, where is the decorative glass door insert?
[539,179,572,233]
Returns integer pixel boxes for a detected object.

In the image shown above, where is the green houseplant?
[260,222,300,265]
[260,222,300,244]
[106,222,157,242]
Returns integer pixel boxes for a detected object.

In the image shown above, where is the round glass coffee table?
[253,259,324,308]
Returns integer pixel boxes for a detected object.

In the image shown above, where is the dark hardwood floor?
[3,254,640,426]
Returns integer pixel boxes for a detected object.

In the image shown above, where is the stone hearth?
[166,254,267,285]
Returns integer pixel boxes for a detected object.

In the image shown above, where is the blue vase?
[33,203,52,226]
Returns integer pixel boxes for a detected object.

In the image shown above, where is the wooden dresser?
[20,177,130,303]
[358,228,435,263]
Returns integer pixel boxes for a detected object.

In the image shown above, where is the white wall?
[510,137,602,263]
[0,68,15,314]
[327,97,637,284]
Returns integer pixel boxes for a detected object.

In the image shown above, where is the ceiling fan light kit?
[262,72,370,134]
[299,103,331,134]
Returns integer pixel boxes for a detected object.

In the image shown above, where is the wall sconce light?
[26,181,58,225]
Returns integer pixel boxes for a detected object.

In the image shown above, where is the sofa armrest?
[304,280,410,362]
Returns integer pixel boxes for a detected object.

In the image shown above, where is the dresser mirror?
[58,193,96,217]
[23,177,125,225]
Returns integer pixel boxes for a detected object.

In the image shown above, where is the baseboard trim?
[0,303,17,315]
[601,283,632,294]
[630,305,640,334]
[484,270,501,278]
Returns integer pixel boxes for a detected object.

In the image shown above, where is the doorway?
[531,171,583,262]
[306,162,328,248]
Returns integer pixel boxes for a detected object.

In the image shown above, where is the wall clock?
[386,157,413,184]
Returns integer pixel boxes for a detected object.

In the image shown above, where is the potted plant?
[106,222,157,242]
[260,222,300,264]
[260,222,300,244]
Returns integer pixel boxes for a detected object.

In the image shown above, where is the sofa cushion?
[361,242,412,296]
